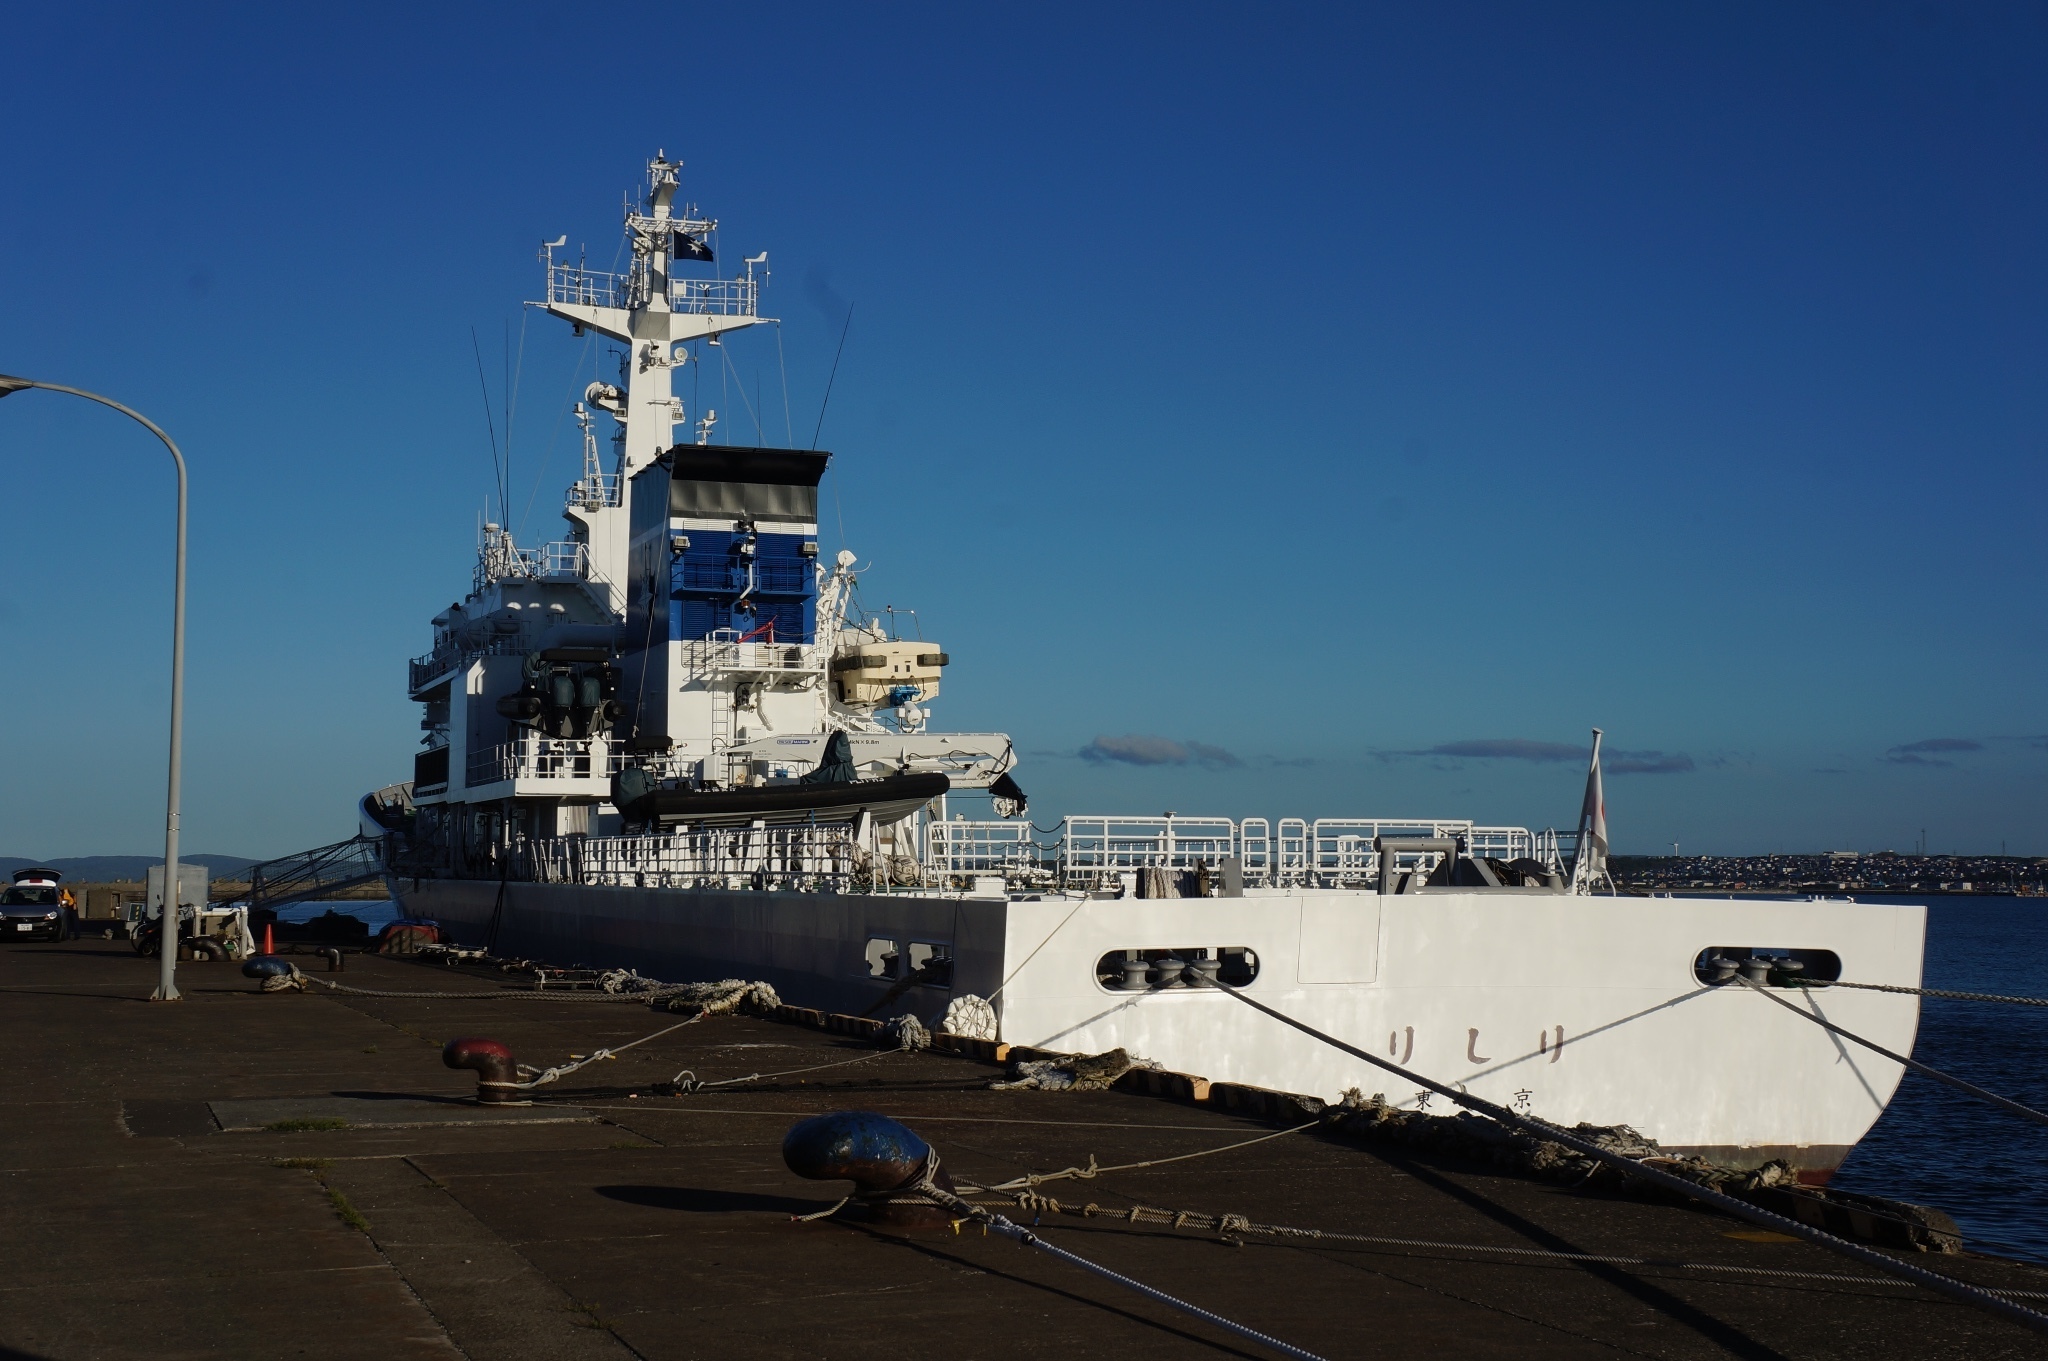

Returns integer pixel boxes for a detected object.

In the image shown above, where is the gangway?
[243,835,387,914]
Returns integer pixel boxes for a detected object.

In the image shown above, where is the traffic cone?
[263,922,274,955]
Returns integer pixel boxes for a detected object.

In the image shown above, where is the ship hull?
[393,875,1924,1181]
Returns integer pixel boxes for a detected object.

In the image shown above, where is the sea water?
[282,894,2046,1260]
[1830,895,2048,1264]
[274,898,405,931]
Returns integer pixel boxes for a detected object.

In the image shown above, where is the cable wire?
[955,1121,1318,1195]
[1735,976,2048,1129]
[966,1198,2048,1301]
[1826,979,2048,1008]
[895,1152,1326,1361]
[1195,976,2048,1339]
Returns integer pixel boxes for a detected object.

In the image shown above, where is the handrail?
[244,834,387,912]
[929,813,1542,890]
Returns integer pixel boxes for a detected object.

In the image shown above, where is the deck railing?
[547,264,629,309]
[1060,817,1239,887]
[429,811,1573,895]
[566,473,622,510]
[544,265,759,319]
[410,637,531,693]
[476,539,589,591]
[679,636,822,679]
[924,815,1559,890]
[669,275,757,316]
[524,824,856,891]
[465,738,705,788]
[468,739,598,787]
[926,820,1040,874]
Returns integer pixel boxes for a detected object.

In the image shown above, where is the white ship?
[371,154,1924,1181]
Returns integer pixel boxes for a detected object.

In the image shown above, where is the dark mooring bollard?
[241,955,296,991]
[442,1037,523,1104]
[782,1110,959,1228]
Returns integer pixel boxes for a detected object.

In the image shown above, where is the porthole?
[1096,947,1259,991]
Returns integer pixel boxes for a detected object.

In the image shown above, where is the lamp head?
[0,374,35,397]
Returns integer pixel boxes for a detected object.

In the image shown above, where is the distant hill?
[1,854,260,883]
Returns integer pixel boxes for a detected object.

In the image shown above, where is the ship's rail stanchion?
[1191,974,2048,1340]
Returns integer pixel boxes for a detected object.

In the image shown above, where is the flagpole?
[1572,728,1608,895]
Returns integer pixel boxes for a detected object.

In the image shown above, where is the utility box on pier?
[146,864,209,917]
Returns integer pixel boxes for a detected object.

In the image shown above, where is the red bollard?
[263,922,274,955]
[442,1037,521,1104]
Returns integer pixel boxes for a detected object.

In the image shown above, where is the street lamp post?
[0,374,189,1001]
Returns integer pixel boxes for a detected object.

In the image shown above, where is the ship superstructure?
[369,154,1929,1183]
[400,154,1018,875]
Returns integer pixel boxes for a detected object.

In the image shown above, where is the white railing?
[535,541,589,577]
[468,739,606,787]
[1060,816,1240,887]
[525,825,857,891]
[547,265,760,320]
[474,539,590,592]
[1303,819,1471,885]
[927,820,1039,874]
[1534,827,1577,875]
[669,275,757,316]
[566,473,622,510]
[548,264,628,309]
[923,814,1544,891]
[410,636,530,693]
[497,812,1568,895]
[680,635,822,678]
[1294,820,1535,885]
[468,738,709,788]
[1467,825,1536,862]
[1278,818,1308,880]
[1239,817,1272,883]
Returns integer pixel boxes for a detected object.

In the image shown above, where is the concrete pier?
[5,938,2044,1359]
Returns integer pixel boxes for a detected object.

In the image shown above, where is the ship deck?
[5,937,2044,1360]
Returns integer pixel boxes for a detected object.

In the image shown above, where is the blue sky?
[2,2,2043,858]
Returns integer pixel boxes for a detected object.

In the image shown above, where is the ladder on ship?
[710,686,742,785]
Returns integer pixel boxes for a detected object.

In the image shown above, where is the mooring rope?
[665,1047,906,1093]
[1734,977,2048,1130]
[297,974,686,1001]
[967,1197,2048,1301]
[276,966,776,1012]
[1194,976,2048,1339]
[863,1149,1328,1361]
[1823,979,2048,1008]
[509,1013,708,1090]
[953,1121,1319,1195]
